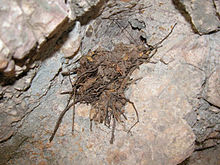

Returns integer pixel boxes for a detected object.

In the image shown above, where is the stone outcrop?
[183,145,220,164]
[0,0,105,78]
[205,67,220,108]
[0,0,70,77]
[174,0,220,35]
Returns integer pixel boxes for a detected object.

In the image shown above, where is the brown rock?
[126,70,196,164]
[186,145,220,165]
[28,0,68,42]
[165,35,208,68]
[0,113,14,142]
[0,56,8,70]
[0,0,69,75]
[206,67,220,108]
[0,125,14,142]
[61,21,82,58]
[3,60,15,76]
[0,0,37,60]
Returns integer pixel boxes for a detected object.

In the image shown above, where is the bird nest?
[49,24,176,144]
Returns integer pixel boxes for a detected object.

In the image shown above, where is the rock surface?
[0,0,105,78]
[0,0,219,164]
[174,0,220,35]
[181,145,220,165]
[0,0,69,77]
[205,67,220,108]
[60,21,82,58]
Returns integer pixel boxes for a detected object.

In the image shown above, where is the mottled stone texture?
[181,145,220,165]
[0,0,70,77]
[0,0,106,78]
[0,0,105,143]
[60,21,82,58]
[175,0,220,35]
[0,0,219,164]
[205,67,220,108]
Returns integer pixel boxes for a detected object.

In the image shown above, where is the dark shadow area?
[212,0,220,21]
[178,144,220,165]
[177,157,190,165]
[172,0,199,34]
[0,17,73,86]
[76,0,108,25]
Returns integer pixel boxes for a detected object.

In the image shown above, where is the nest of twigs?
[49,24,176,144]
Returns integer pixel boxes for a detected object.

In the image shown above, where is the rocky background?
[0,0,219,164]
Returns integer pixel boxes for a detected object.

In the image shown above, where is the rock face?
[0,0,70,77]
[0,0,219,164]
[0,0,105,78]
[60,21,82,58]
[174,0,220,35]
[205,67,220,108]
[157,32,220,153]
[183,145,220,165]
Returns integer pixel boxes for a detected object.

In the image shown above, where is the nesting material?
[49,24,176,144]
